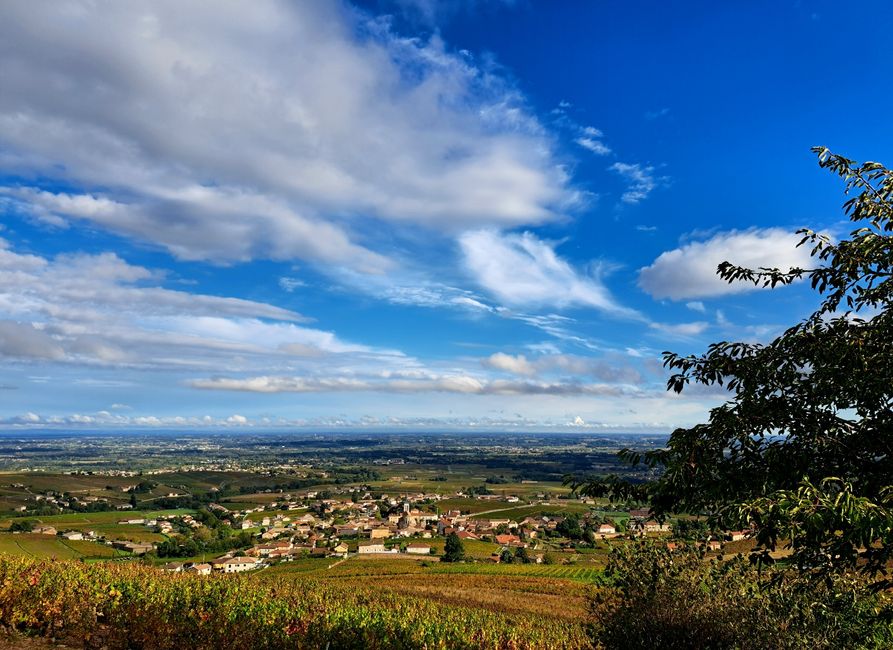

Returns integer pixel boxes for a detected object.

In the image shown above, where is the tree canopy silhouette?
[575,147,893,586]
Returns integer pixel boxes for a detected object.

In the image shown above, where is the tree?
[575,148,893,587]
[442,532,465,562]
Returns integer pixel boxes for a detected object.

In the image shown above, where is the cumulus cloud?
[0,1,574,269]
[0,409,679,432]
[482,352,535,376]
[459,230,639,317]
[638,228,814,300]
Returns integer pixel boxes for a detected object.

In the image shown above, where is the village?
[63,489,747,575]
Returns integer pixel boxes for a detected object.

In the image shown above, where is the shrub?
[589,541,893,649]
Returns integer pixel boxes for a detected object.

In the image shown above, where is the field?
[0,554,594,649]
[366,469,573,498]
[244,507,308,522]
[437,497,508,514]
[0,509,194,543]
[396,537,499,558]
[0,534,121,559]
[252,557,600,621]
[1,508,193,528]
[257,556,598,623]
[470,502,594,520]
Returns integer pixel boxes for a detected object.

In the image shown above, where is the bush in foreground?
[589,541,893,650]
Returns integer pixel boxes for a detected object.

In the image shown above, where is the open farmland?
[470,502,594,520]
[0,534,121,559]
[256,555,596,621]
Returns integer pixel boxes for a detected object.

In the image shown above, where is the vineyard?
[0,554,594,649]
[431,563,603,582]
[255,556,600,622]
[0,534,121,560]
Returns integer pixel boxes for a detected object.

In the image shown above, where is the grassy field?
[1,508,194,528]
[400,537,499,558]
[0,533,122,559]
[0,509,194,543]
[437,497,502,513]
[244,507,308,522]
[257,555,597,622]
[470,502,594,520]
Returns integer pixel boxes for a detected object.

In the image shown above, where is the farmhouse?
[643,520,671,533]
[368,527,391,540]
[596,523,616,536]
[405,543,431,555]
[211,557,259,573]
[357,542,389,554]
[185,563,212,575]
[112,541,155,555]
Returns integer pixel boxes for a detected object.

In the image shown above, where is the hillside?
[0,554,593,649]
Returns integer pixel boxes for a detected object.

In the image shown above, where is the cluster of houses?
[22,511,209,555]
[10,484,755,570]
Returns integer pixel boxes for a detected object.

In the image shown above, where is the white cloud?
[685,301,706,313]
[609,162,664,204]
[0,239,402,371]
[459,230,639,317]
[576,137,611,155]
[649,321,709,337]
[0,1,574,268]
[638,228,814,300]
[189,373,640,397]
[483,351,642,383]
[278,277,305,292]
[0,321,65,360]
[482,352,535,376]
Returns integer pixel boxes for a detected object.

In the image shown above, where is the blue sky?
[0,0,890,431]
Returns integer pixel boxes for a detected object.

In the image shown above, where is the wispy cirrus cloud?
[459,229,640,318]
[576,126,612,155]
[609,162,667,204]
